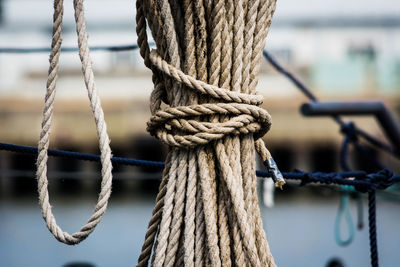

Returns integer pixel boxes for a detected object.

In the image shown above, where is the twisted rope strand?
[36,0,113,245]
[250,1,278,265]
[181,1,198,266]
[192,2,209,266]
[137,1,278,265]
[137,153,172,266]
[152,151,179,266]
[149,50,264,105]
[199,146,222,267]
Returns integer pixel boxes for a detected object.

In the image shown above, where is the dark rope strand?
[368,190,379,267]
[263,50,398,158]
[0,142,399,190]
[262,50,318,102]
[0,44,139,53]
[0,142,164,169]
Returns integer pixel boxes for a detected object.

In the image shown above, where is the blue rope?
[339,123,380,265]
[340,134,351,172]
[262,50,399,159]
[0,142,399,190]
[263,50,318,102]
[0,44,140,53]
[334,190,355,247]
[356,195,364,230]
[368,190,379,267]
[263,54,391,262]
[0,142,164,169]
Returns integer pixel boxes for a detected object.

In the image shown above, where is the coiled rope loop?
[147,49,272,148]
[36,0,113,245]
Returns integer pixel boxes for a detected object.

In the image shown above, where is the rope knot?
[352,169,394,192]
[369,169,395,190]
[146,50,272,148]
[295,169,313,186]
[341,122,358,142]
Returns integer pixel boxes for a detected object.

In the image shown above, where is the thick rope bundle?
[36,0,113,245]
[137,0,281,266]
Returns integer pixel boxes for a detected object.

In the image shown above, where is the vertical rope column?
[202,1,224,266]
[249,1,278,265]
[181,1,198,266]
[137,1,279,266]
[192,2,209,265]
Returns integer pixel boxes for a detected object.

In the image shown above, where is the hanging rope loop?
[334,191,356,247]
[36,0,113,245]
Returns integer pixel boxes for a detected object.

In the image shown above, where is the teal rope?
[334,188,355,247]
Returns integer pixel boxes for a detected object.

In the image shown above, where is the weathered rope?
[368,190,379,267]
[36,0,113,245]
[136,0,280,266]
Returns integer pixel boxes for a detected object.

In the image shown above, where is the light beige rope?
[36,0,113,245]
[149,51,264,105]
[136,0,284,266]
[192,2,209,265]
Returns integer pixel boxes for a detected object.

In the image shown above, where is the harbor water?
[1,177,399,267]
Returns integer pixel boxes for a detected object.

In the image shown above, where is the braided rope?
[36,0,113,245]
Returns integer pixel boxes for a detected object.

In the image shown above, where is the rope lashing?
[150,47,284,184]
[147,49,285,185]
[136,0,281,266]
[147,101,272,147]
[35,0,113,245]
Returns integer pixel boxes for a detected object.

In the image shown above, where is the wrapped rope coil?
[136,0,282,266]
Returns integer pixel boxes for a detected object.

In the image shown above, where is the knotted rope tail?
[36,0,113,245]
[137,0,283,266]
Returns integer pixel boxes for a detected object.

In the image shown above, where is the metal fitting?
[263,157,286,189]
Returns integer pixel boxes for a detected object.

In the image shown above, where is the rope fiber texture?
[36,0,113,245]
[136,0,279,266]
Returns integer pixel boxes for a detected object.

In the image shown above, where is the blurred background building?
[0,1,399,266]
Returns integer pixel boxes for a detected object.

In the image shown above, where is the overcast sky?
[3,0,400,27]
[275,0,400,18]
